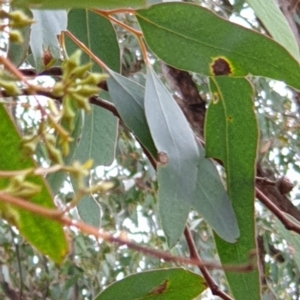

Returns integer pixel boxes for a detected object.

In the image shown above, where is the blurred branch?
[256,166,300,222]
[41,256,50,300]
[0,281,19,300]
[256,187,300,234]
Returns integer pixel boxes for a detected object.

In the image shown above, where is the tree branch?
[184,227,233,300]
[0,192,256,274]
[0,88,120,119]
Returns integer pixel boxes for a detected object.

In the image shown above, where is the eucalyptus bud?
[9,30,23,43]
[276,176,294,195]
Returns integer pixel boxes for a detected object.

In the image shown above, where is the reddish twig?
[184,227,233,300]
[0,88,120,119]
[0,192,256,273]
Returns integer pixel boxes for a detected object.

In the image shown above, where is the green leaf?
[205,76,260,299]
[30,10,67,72]
[192,146,239,243]
[107,70,157,158]
[13,0,147,9]
[94,268,206,300]
[136,3,300,90]
[66,9,120,72]
[77,195,101,228]
[145,67,199,247]
[73,106,117,167]
[0,104,69,264]
[245,0,299,61]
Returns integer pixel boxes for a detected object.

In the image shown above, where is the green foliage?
[1,1,300,299]
[107,71,157,157]
[206,77,259,299]
[245,0,299,60]
[95,268,207,300]
[145,67,200,247]
[66,9,121,72]
[136,3,300,89]
[0,105,69,264]
[30,10,67,71]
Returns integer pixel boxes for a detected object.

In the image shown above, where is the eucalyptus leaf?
[245,0,299,60]
[66,9,120,72]
[193,146,239,243]
[206,76,260,300]
[145,67,199,247]
[107,70,156,158]
[0,104,69,264]
[30,10,67,72]
[136,2,300,90]
[73,106,117,167]
[94,268,206,300]
[77,195,101,228]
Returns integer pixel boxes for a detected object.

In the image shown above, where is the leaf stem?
[64,31,109,71]
[93,9,149,64]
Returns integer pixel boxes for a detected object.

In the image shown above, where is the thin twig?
[184,227,233,300]
[256,187,300,234]
[89,96,120,118]
[93,9,149,64]
[0,88,120,118]
[64,31,109,71]
[255,177,276,186]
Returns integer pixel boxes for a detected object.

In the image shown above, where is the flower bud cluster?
[51,50,106,157]
[0,10,33,43]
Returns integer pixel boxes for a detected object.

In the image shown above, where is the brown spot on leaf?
[157,152,169,166]
[148,279,169,295]
[42,46,53,67]
[210,57,233,76]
